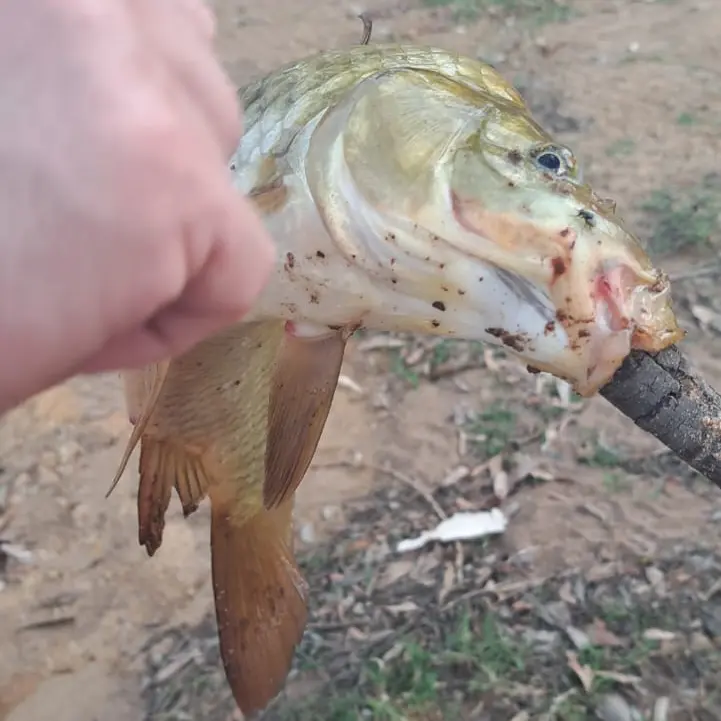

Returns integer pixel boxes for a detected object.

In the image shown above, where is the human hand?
[0,0,275,412]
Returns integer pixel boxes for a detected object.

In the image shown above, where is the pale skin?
[0,0,275,414]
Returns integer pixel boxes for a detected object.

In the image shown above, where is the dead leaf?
[595,693,636,721]
[385,601,420,615]
[347,627,368,641]
[559,581,576,605]
[586,562,625,582]
[490,455,509,500]
[594,670,642,687]
[337,374,363,394]
[483,348,501,371]
[538,600,572,629]
[440,465,470,487]
[586,618,625,647]
[566,626,591,650]
[358,336,406,351]
[566,651,594,692]
[645,566,665,591]
[377,559,415,589]
[404,346,425,366]
[438,563,455,605]
[643,628,676,642]
[510,712,530,721]
[653,697,670,721]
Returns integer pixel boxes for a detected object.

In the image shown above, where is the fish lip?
[448,190,631,392]
[593,264,685,352]
[564,264,684,395]
[449,191,683,393]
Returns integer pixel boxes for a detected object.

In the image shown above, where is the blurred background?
[2,0,721,719]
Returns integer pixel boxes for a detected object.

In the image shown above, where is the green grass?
[271,592,692,721]
[421,0,574,25]
[602,471,630,494]
[443,611,527,692]
[464,402,517,458]
[387,339,485,386]
[274,612,527,720]
[606,138,636,157]
[390,349,422,387]
[640,174,721,256]
[578,434,622,469]
[142,544,721,721]
[677,111,698,126]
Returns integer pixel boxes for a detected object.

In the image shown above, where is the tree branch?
[600,345,721,488]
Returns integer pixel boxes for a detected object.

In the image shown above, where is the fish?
[110,41,684,716]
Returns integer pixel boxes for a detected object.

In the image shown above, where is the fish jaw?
[447,187,684,395]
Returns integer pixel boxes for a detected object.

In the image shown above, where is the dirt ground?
[2,0,721,719]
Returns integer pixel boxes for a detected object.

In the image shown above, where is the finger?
[79,254,272,374]
[80,193,275,374]
[128,0,216,42]
[78,308,233,374]
[173,0,217,41]
[129,0,241,157]
[178,188,277,317]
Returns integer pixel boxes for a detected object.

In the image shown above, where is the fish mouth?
[552,263,685,396]
[449,195,684,395]
[591,264,685,353]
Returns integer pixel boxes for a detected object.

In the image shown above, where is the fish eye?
[536,152,562,172]
[529,144,576,178]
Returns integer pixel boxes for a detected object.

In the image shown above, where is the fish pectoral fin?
[137,437,211,556]
[248,155,289,216]
[264,330,347,509]
[211,497,308,716]
[106,362,170,499]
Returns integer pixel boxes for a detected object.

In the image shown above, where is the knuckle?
[138,228,190,310]
[117,100,183,160]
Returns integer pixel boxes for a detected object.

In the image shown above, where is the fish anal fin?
[264,330,346,509]
[124,361,170,426]
[137,437,211,556]
[211,497,308,716]
[106,362,169,499]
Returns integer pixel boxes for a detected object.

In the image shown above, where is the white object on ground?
[395,508,508,553]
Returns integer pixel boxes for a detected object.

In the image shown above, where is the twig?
[701,576,721,602]
[17,615,76,632]
[358,461,466,583]
[441,574,549,611]
[314,457,450,519]
[600,345,721,490]
[358,13,373,45]
[373,464,447,521]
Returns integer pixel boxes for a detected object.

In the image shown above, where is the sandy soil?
[2,0,721,719]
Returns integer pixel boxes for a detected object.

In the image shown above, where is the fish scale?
[236,45,526,166]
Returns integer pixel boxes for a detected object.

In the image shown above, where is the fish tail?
[210,497,308,716]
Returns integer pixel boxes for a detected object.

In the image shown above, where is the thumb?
[81,197,276,373]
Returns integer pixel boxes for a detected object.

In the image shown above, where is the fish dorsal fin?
[264,330,347,509]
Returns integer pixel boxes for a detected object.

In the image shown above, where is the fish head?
[303,55,684,395]
[441,98,684,393]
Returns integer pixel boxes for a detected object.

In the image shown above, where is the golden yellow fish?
[110,42,683,716]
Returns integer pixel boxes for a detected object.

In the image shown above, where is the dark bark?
[600,345,721,489]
